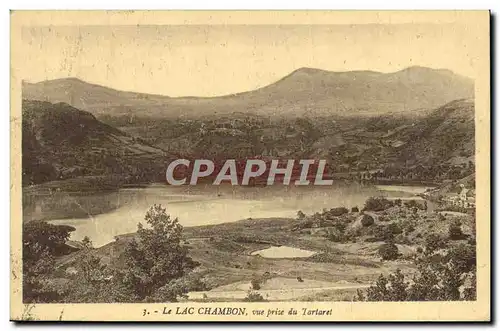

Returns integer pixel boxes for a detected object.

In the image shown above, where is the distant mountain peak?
[291,67,329,75]
[395,66,463,78]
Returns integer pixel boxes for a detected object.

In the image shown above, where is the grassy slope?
[22,100,170,186]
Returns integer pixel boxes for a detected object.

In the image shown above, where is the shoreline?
[32,182,439,248]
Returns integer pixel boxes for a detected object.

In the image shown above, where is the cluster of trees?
[357,237,476,301]
[370,163,474,182]
[23,222,76,302]
[23,205,204,303]
[363,197,395,212]
[294,207,351,232]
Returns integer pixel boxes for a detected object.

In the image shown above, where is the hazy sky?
[18,23,476,97]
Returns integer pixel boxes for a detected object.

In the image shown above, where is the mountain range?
[23,66,474,119]
[21,66,475,187]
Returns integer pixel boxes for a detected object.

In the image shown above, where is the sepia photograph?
[9,10,490,322]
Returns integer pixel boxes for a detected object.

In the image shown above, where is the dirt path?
[187,284,371,301]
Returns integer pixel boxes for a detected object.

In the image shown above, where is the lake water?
[23,182,432,247]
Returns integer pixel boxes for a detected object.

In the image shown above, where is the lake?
[23,182,432,247]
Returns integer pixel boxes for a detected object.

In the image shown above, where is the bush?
[361,214,375,227]
[404,224,416,234]
[448,220,465,240]
[424,234,446,254]
[351,206,359,213]
[325,207,349,217]
[292,219,314,231]
[357,243,477,301]
[378,216,390,222]
[387,223,403,235]
[363,197,394,212]
[378,243,399,260]
[327,225,351,243]
[243,291,266,302]
[251,278,261,290]
[372,225,394,241]
[404,200,423,210]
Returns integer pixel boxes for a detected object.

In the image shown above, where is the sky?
[17,23,476,97]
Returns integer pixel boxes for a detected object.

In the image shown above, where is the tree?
[243,290,266,302]
[65,249,122,303]
[22,242,56,303]
[296,210,306,220]
[23,221,75,256]
[387,223,403,235]
[120,204,198,302]
[359,243,476,301]
[364,269,408,301]
[378,243,399,260]
[82,236,93,249]
[372,225,394,241]
[363,197,394,212]
[251,278,261,290]
[361,214,375,227]
[424,234,447,255]
[448,220,464,240]
[22,221,75,302]
[325,207,349,217]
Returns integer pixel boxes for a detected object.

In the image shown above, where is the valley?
[20,66,477,304]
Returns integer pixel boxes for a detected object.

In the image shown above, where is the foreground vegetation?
[22,194,476,303]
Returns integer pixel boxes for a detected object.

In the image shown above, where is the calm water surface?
[23,182,432,247]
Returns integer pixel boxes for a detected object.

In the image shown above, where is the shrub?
[351,206,359,212]
[387,223,403,235]
[328,225,351,243]
[325,207,349,217]
[424,234,446,254]
[378,216,390,222]
[292,219,313,231]
[363,197,394,212]
[372,225,393,241]
[358,243,477,301]
[243,291,266,302]
[318,219,335,227]
[448,220,465,240]
[404,199,422,210]
[361,214,375,227]
[378,243,399,260]
[404,224,416,234]
[394,234,411,245]
[251,278,261,290]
